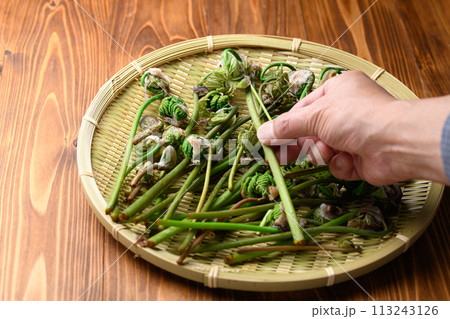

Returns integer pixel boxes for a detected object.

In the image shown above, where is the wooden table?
[0,0,449,301]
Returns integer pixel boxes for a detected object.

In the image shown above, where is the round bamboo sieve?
[77,35,444,291]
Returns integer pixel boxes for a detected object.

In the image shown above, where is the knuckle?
[273,114,292,138]
[306,103,325,137]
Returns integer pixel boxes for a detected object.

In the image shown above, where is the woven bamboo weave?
[77,35,443,291]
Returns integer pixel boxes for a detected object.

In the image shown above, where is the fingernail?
[257,122,274,145]
[257,121,297,146]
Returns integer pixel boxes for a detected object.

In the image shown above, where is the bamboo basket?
[77,35,444,291]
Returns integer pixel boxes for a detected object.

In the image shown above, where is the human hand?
[257,70,448,185]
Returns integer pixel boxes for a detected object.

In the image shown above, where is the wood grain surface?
[0,0,449,301]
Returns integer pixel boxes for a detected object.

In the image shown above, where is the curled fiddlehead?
[259,204,282,225]
[141,68,170,95]
[258,204,290,231]
[161,126,187,146]
[317,67,345,87]
[133,116,165,145]
[207,106,237,130]
[260,62,297,82]
[237,129,260,157]
[227,128,262,190]
[140,115,165,131]
[105,70,168,213]
[242,171,278,199]
[159,96,188,125]
[134,125,185,159]
[181,134,211,164]
[282,158,331,179]
[130,145,177,188]
[259,62,297,107]
[258,62,314,110]
[157,145,178,170]
[288,69,315,99]
[135,135,161,157]
[347,206,388,231]
[316,183,344,199]
[313,203,344,224]
[198,90,231,113]
[194,48,258,97]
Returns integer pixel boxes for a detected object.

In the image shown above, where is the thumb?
[257,81,330,146]
[257,105,321,145]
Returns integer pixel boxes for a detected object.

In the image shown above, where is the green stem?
[193,207,356,254]
[134,140,160,157]
[225,249,281,265]
[306,224,393,237]
[133,193,175,224]
[289,178,339,195]
[177,230,196,254]
[320,211,358,227]
[237,245,359,253]
[250,84,271,120]
[185,93,200,135]
[222,115,251,140]
[147,226,185,248]
[318,67,344,81]
[160,125,223,224]
[120,158,191,221]
[189,198,332,221]
[202,166,234,212]
[161,163,205,224]
[147,102,252,249]
[228,199,336,224]
[193,232,293,253]
[305,218,323,226]
[246,87,305,245]
[106,92,165,212]
[228,144,244,190]
[125,143,161,177]
[228,211,266,223]
[157,117,236,241]
[300,209,315,219]
[194,223,391,254]
[111,204,120,222]
[300,87,309,100]
[197,147,213,211]
[225,238,293,265]
[193,115,251,190]
[284,166,329,179]
[211,162,262,210]
[177,165,233,254]
[156,219,281,234]
[217,147,237,166]
[260,62,297,82]
[188,154,236,192]
[189,202,276,220]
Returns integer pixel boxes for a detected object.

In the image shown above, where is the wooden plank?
[300,0,426,97]
[0,0,106,300]
[394,0,450,97]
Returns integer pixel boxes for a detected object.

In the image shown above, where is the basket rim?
[77,34,444,292]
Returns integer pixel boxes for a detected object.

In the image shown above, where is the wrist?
[380,99,449,183]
